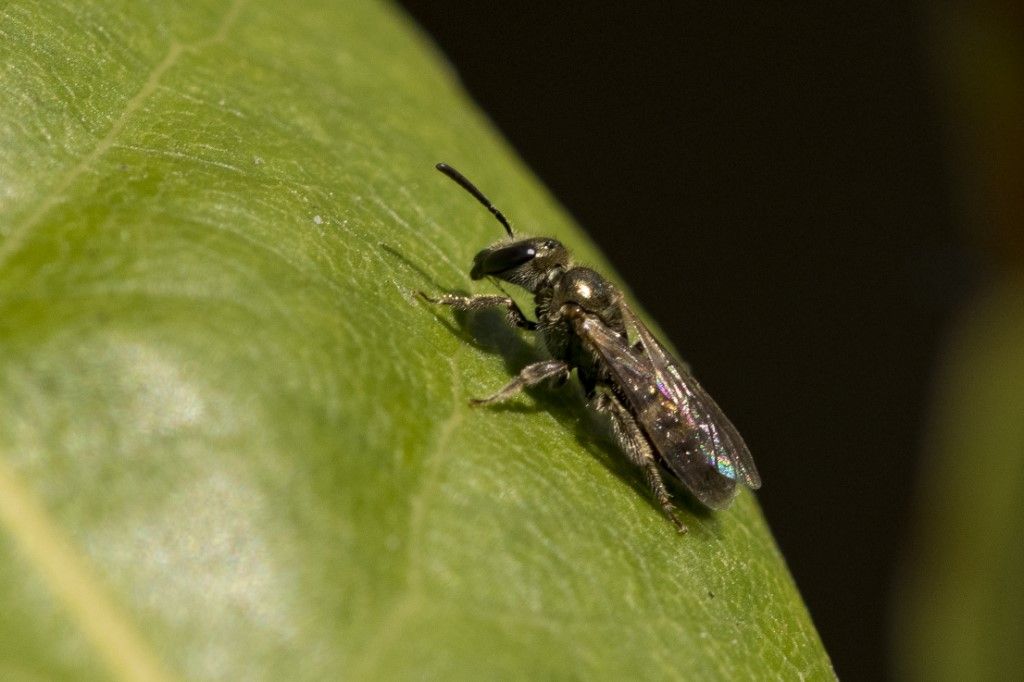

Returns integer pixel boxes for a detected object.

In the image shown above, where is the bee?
[421,163,761,532]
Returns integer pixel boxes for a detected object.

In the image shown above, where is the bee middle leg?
[470,359,570,406]
[418,292,538,331]
[591,391,687,533]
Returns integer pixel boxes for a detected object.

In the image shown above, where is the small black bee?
[421,163,761,532]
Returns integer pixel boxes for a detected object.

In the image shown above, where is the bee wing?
[575,304,760,510]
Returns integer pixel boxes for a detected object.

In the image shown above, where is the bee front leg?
[418,292,538,331]
[470,360,570,406]
[591,391,688,534]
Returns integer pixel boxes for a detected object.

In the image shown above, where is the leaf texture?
[0,1,834,679]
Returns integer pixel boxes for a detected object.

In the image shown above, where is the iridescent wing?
[575,303,760,509]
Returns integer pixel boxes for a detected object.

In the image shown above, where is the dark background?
[397,3,975,679]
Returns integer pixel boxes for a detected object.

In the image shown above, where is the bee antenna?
[435,162,514,238]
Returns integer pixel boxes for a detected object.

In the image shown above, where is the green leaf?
[0,1,833,679]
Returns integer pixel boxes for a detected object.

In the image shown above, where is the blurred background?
[398,2,1023,680]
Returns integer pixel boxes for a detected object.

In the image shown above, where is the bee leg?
[418,292,538,330]
[592,392,688,534]
[470,360,570,406]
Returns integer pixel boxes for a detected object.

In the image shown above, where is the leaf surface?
[0,1,833,679]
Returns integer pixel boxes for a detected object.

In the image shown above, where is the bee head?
[435,163,570,292]
[471,237,569,291]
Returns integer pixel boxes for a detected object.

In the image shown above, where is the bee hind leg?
[591,391,688,534]
[469,359,570,406]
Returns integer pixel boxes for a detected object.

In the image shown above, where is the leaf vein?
[0,457,176,682]
[348,353,466,677]
[0,0,248,273]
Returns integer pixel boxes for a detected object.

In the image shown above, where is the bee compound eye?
[471,242,538,279]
